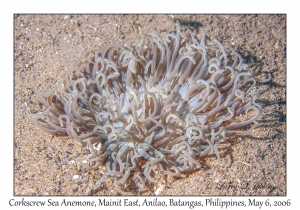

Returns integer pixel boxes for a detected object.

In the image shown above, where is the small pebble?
[72,175,80,180]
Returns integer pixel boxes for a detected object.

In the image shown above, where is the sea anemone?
[28,22,270,188]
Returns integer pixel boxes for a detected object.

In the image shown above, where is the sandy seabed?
[14,14,286,195]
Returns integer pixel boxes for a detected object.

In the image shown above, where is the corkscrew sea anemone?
[28,22,271,188]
